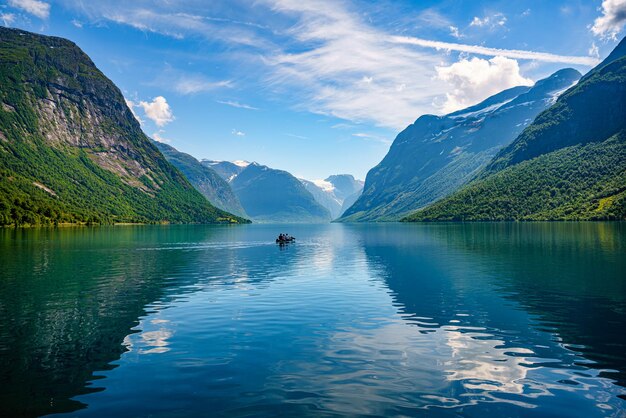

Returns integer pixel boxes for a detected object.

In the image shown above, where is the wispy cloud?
[263,0,445,129]
[231,129,245,136]
[415,8,452,29]
[8,0,49,19]
[175,78,233,95]
[591,0,626,40]
[390,36,599,66]
[148,65,234,95]
[352,132,391,144]
[60,0,600,130]
[285,133,307,139]
[217,100,259,110]
[331,122,358,130]
[62,3,270,48]
[0,13,16,26]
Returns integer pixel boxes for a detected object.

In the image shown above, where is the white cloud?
[124,98,143,124]
[470,16,488,27]
[152,130,171,143]
[217,100,259,110]
[470,13,507,29]
[231,129,245,136]
[589,42,600,58]
[391,36,600,66]
[71,19,83,28]
[591,0,626,40]
[0,13,16,26]
[139,96,174,127]
[436,56,533,113]
[8,0,50,19]
[449,25,462,39]
[312,179,335,192]
[174,77,233,95]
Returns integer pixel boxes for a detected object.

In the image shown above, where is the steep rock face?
[230,163,331,223]
[339,68,581,222]
[0,27,246,225]
[153,142,247,218]
[406,38,626,221]
[340,190,362,215]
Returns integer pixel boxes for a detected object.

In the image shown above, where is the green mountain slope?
[405,38,626,222]
[339,69,580,222]
[153,142,248,218]
[0,27,246,226]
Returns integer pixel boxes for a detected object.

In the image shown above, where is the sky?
[1,0,625,181]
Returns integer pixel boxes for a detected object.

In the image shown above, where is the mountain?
[300,179,343,219]
[326,174,364,202]
[300,175,364,219]
[0,27,246,226]
[339,68,582,222]
[230,163,331,223]
[201,160,249,182]
[340,190,362,215]
[405,37,626,221]
[153,142,247,218]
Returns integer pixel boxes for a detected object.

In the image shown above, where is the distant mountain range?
[300,175,364,219]
[153,142,247,218]
[339,68,582,222]
[232,163,331,223]
[204,160,333,223]
[405,37,626,221]
[0,27,246,226]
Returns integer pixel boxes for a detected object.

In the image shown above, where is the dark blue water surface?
[0,223,625,417]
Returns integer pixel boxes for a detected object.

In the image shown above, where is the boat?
[276,235,296,244]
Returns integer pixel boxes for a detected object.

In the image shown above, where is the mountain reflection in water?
[0,223,624,417]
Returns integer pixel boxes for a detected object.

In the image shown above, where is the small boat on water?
[276,234,295,244]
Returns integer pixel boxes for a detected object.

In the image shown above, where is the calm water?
[0,223,625,417]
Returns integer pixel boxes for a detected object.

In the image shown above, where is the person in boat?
[277,233,294,242]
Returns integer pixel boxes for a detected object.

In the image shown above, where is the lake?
[0,223,625,417]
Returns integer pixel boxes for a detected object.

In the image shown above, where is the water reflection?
[0,223,624,417]
[357,223,626,414]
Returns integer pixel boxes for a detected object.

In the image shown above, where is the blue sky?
[2,0,625,181]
